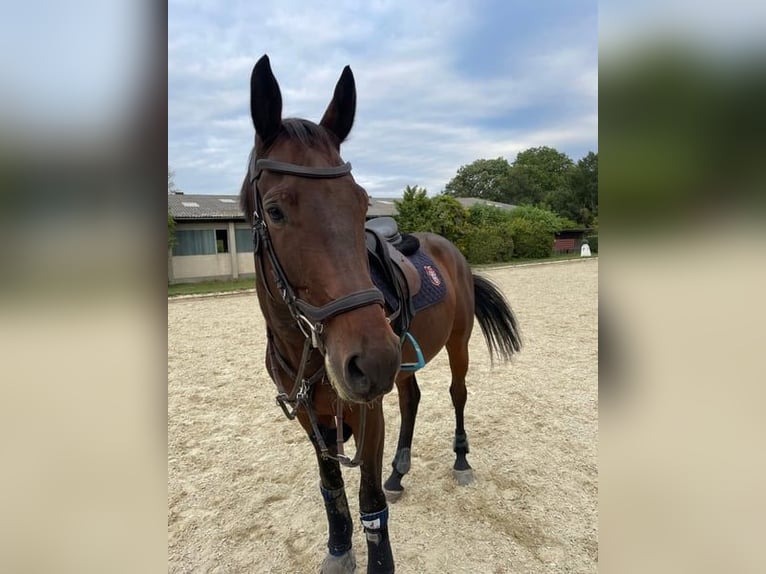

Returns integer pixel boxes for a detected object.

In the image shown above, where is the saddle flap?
[385,243,421,297]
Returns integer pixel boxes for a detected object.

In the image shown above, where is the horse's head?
[242,55,401,404]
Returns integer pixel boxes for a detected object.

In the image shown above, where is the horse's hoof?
[383,487,403,503]
[453,468,475,486]
[320,550,356,573]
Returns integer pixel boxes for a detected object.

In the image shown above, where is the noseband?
[249,150,384,467]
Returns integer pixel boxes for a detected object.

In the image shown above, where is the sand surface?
[168,258,598,573]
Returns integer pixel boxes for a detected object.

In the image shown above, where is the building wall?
[237,253,255,275]
[554,230,587,254]
[169,221,256,283]
[172,253,233,281]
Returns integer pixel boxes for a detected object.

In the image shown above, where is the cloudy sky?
[169,0,597,197]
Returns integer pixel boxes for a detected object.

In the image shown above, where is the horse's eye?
[266,205,285,224]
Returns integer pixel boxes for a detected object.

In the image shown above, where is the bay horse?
[241,55,521,574]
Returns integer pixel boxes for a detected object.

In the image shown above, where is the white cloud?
[168,0,597,196]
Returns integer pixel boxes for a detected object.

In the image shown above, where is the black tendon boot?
[320,484,353,557]
[360,506,394,573]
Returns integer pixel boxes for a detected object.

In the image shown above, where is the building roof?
[454,197,517,211]
[168,194,246,220]
[368,198,398,217]
[168,194,515,220]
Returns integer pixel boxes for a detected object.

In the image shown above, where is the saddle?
[365,217,421,335]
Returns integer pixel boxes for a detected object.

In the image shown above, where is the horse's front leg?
[356,402,395,573]
[300,416,357,574]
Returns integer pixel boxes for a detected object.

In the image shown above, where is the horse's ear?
[250,55,282,146]
[320,66,356,145]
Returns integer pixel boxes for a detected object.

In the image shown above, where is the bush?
[508,204,577,233]
[394,185,432,233]
[466,203,513,227]
[428,195,467,245]
[168,211,176,250]
[394,189,562,261]
[509,218,553,258]
[584,234,598,253]
[460,222,514,264]
[394,187,467,244]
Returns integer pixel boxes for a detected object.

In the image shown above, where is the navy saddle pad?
[369,249,447,315]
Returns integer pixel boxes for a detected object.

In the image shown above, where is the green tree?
[508,205,577,233]
[168,211,176,250]
[443,158,513,202]
[461,221,515,263]
[508,218,554,258]
[394,187,467,245]
[394,185,432,233]
[466,203,513,227]
[508,146,575,206]
[569,151,598,226]
[427,195,466,244]
[168,166,180,249]
[168,165,180,194]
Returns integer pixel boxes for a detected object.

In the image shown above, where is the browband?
[250,157,352,183]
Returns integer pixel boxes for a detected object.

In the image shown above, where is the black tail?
[473,274,522,362]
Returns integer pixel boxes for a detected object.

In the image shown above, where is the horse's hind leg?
[308,427,357,574]
[447,338,474,485]
[383,374,421,502]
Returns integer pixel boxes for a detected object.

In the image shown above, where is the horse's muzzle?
[325,310,401,403]
[343,348,400,402]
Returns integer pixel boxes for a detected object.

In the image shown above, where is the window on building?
[172,229,216,256]
[235,228,254,253]
[215,229,229,253]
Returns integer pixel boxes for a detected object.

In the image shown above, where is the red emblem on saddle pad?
[423,265,441,287]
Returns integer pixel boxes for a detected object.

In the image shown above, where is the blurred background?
[1,0,765,572]
[600,1,766,571]
[0,1,165,572]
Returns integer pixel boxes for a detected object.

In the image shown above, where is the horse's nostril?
[346,354,366,384]
[342,344,399,401]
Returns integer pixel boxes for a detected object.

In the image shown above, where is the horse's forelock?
[280,118,338,151]
[239,118,340,225]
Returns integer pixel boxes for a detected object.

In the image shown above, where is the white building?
[168,194,516,283]
[168,194,256,284]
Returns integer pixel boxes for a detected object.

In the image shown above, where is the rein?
[250,151,381,467]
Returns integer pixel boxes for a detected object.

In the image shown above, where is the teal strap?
[400,332,425,372]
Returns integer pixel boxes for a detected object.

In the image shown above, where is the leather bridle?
[249,150,384,467]
[249,154,385,348]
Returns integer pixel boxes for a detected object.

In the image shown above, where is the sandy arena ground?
[168,258,598,573]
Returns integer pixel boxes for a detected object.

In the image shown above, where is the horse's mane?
[239,118,338,224]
